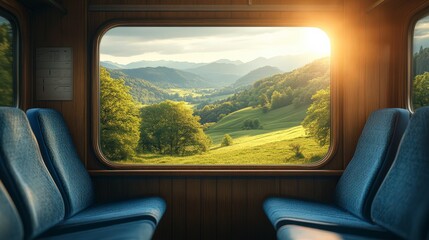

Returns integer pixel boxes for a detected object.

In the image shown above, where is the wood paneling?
[93,176,338,240]
[30,0,88,166]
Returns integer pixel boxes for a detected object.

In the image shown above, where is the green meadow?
[122,105,329,165]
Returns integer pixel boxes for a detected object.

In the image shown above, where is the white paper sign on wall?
[36,48,73,100]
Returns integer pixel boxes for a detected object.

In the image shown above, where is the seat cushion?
[0,107,65,238]
[335,108,409,220]
[263,198,386,234]
[27,108,94,217]
[0,181,23,240]
[48,197,166,234]
[276,225,392,240]
[40,219,156,240]
[371,106,429,239]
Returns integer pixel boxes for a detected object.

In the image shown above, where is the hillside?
[107,69,171,104]
[196,57,330,123]
[233,66,282,88]
[186,62,243,87]
[127,104,328,165]
[206,104,308,143]
[109,67,214,89]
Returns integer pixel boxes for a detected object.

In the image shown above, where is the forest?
[0,22,13,106]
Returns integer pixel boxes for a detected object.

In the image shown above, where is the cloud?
[100,27,330,64]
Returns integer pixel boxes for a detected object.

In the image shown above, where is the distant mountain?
[101,53,325,89]
[107,69,171,104]
[240,54,319,72]
[101,60,205,70]
[233,66,283,88]
[112,67,214,89]
[186,62,243,87]
[214,59,244,65]
[101,61,125,69]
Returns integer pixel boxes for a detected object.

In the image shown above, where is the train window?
[97,26,331,165]
[0,11,17,107]
[412,14,429,110]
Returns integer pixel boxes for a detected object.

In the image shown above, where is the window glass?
[0,14,16,106]
[98,26,331,165]
[412,15,429,109]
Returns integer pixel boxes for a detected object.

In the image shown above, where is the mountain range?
[101,53,324,89]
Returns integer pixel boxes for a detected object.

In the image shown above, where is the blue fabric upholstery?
[276,225,385,240]
[26,108,166,233]
[263,198,385,234]
[41,220,156,240]
[264,108,409,233]
[371,106,429,239]
[27,108,94,217]
[50,197,166,233]
[0,181,23,240]
[0,107,65,239]
[335,108,410,219]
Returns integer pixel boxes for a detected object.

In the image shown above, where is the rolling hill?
[109,67,215,89]
[233,66,283,88]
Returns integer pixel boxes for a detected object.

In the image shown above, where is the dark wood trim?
[90,18,342,172]
[89,169,344,177]
[88,4,343,13]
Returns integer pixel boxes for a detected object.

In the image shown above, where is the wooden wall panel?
[93,176,339,240]
[30,0,88,166]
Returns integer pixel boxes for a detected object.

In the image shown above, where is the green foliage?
[242,119,262,130]
[100,67,141,160]
[413,72,429,109]
[270,88,293,110]
[0,23,13,106]
[195,58,330,123]
[289,143,304,159]
[302,87,330,146]
[139,100,211,155]
[107,69,170,104]
[221,134,233,147]
[413,47,429,76]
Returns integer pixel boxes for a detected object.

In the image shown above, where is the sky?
[100,27,331,65]
[414,15,429,53]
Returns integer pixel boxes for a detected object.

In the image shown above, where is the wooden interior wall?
[29,0,88,161]
[19,0,427,239]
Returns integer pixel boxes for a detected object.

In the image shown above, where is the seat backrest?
[0,107,65,239]
[27,108,94,217]
[0,180,23,240]
[371,106,429,239]
[335,108,410,220]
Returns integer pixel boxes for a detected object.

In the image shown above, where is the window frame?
[0,8,19,107]
[91,20,339,172]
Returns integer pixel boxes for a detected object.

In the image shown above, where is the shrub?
[289,143,304,158]
[221,134,233,147]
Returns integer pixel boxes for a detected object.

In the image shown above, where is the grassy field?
[119,105,329,165]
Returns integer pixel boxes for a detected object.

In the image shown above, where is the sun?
[304,28,331,56]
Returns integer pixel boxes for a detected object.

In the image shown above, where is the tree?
[221,134,233,147]
[0,23,13,106]
[139,100,211,155]
[413,72,429,109]
[100,67,141,160]
[270,90,282,110]
[302,87,330,146]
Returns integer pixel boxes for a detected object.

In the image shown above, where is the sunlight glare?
[304,28,331,56]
